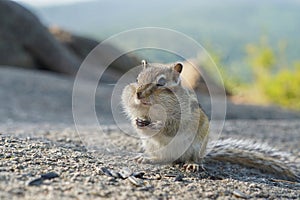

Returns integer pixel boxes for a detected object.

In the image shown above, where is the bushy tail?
[205,139,300,182]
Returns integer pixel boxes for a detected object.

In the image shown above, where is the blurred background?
[1,0,300,125]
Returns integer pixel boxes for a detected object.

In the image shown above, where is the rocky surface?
[49,26,140,83]
[0,1,80,74]
[0,67,300,199]
[0,1,139,82]
[1,66,300,125]
[0,1,230,93]
[1,1,299,199]
[0,1,235,95]
[0,121,299,200]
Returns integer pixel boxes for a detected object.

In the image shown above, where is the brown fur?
[122,61,209,164]
[121,61,299,181]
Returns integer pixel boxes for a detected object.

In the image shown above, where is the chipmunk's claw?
[132,154,151,164]
[132,154,163,165]
[183,163,205,173]
[148,121,164,130]
[135,118,164,130]
[136,118,151,127]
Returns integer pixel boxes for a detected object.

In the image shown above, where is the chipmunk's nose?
[136,91,143,99]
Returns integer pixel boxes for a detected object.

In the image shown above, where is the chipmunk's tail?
[205,138,300,182]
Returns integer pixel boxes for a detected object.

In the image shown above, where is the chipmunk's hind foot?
[183,163,205,173]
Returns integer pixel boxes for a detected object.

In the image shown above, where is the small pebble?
[28,178,44,186]
[110,170,121,179]
[41,172,59,180]
[209,175,224,180]
[119,168,132,179]
[138,185,155,191]
[100,167,113,177]
[132,171,145,179]
[100,167,121,179]
[164,173,178,177]
[28,172,59,186]
[128,176,144,187]
[232,189,249,199]
[174,174,184,182]
[154,173,162,180]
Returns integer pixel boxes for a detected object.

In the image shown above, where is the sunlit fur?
[121,61,299,181]
[122,62,209,164]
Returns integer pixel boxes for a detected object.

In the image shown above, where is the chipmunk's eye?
[156,76,166,86]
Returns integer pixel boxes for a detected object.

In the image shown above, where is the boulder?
[0,1,81,75]
[49,26,99,60]
[49,26,140,82]
[0,1,225,90]
[0,1,139,81]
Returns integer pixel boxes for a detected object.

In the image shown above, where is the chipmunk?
[121,60,299,182]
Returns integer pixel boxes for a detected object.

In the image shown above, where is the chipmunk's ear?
[173,62,183,74]
[141,60,148,69]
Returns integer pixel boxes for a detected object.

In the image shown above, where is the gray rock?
[0,1,81,74]
[0,1,140,81]
[49,27,140,83]
[0,67,299,126]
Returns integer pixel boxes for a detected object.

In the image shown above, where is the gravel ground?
[0,121,299,200]
[0,67,300,199]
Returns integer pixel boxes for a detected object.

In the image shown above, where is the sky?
[13,0,92,7]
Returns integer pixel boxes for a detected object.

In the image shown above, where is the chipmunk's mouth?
[141,100,152,106]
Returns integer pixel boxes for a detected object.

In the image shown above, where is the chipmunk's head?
[134,60,183,106]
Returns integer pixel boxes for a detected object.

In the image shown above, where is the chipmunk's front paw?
[183,163,205,173]
[136,118,151,127]
[136,118,163,130]
[132,154,151,164]
[148,120,164,130]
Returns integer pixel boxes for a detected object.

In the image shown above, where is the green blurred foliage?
[192,35,300,110]
[246,37,275,79]
[263,64,300,109]
[206,36,300,110]
[242,37,300,110]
